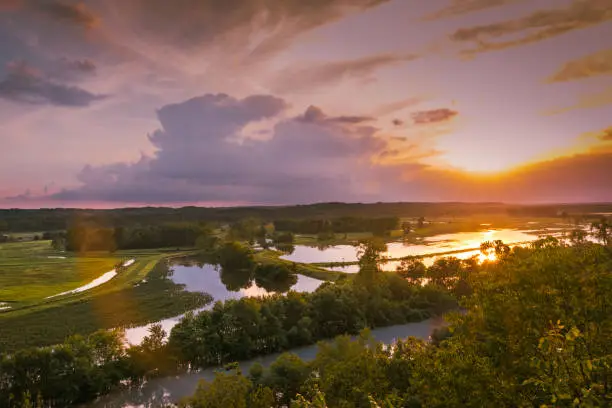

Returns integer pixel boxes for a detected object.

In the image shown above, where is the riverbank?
[87,317,448,408]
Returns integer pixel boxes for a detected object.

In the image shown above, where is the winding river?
[89,317,447,408]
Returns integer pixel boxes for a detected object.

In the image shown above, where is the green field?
[0,241,211,351]
[0,240,130,305]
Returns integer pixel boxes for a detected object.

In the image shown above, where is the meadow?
[0,240,210,351]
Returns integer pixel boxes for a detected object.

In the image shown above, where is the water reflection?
[283,229,547,271]
[124,261,323,344]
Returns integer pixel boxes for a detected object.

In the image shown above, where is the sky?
[0,0,611,208]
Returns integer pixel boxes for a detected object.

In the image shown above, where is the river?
[89,316,447,408]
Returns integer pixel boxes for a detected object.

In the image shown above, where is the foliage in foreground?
[180,240,611,407]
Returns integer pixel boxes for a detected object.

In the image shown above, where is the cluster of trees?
[63,223,212,252]
[180,238,612,407]
[0,330,131,407]
[274,217,400,236]
[168,273,454,369]
[210,241,299,293]
[179,333,425,408]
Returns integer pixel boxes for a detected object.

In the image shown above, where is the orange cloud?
[411,108,458,125]
[423,0,526,21]
[549,49,612,82]
[451,0,612,55]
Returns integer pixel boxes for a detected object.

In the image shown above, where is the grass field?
[0,240,129,305]
[0,241,210,351]
[254,249,342,281]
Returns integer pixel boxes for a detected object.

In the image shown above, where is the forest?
[2,202,612,232]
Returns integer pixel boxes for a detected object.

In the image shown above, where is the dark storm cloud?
[272,53,419,92]
[0,60,106,107]
[411,108,458,124]
[549,49,612,82]
[424,0,525,21]
[50,93,392,204]
[451,0,612,55]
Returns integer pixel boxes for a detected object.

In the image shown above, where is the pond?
[124,261,324,345]
[281,228,551,273]
[90,316,447,408]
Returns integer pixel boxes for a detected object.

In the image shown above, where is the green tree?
[179,369,251,408]
[396,257,426,284]
[263,353,310,405]
[356,238,387,282]
[590,218,611,245]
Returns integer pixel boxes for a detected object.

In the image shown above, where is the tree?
[356,238,387,282]
[416,216,425,229]
[249,385,276,408]
[217,242,255,271]
[195,234,219,252]
[590,218,611,245]
[179,369,251,408]
[51,236,66,251]
[254,263,297,293]
[396,257,426,284]
[426,257,463,288]
[263,353,310,405]
[568,229,588,246]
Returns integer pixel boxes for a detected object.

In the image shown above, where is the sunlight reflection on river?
[283,229,550,273]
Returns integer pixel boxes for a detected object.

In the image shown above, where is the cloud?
[451,0,612,55]
[0,0,20,11]
[49,93,397,204]
[297,105,373,124]
[599,126,612,141]
[374,97,423,116]
[418,151,612,203]
[31,91,612,205]
[411,108,458,124]
[31,1,98,28]
[548,49,612,82]
[98,0,389,61]
[5,188,31,201]
[423,0,526,21]
[546,86,612,115]
[0,60,106,107]
[271,53,418,92]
